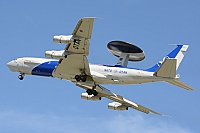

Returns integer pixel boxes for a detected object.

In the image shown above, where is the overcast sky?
[1,0,200,133]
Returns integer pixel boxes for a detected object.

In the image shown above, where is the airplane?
[7,17,194,116]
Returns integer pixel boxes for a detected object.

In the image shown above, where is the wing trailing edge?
[76,82,164,116]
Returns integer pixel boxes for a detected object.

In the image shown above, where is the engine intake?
[53,35,74,44]
[81,93,101,101]
[108,102,128,111]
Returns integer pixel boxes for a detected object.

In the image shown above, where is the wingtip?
[190,86,195,90]
[82,17,102,20]
[151,112,171,117]
[163,114,172,117]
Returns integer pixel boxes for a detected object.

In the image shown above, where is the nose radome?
[7,60,14,67]
[7,60,18,72]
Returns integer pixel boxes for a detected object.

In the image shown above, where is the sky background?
[1,0,200,133]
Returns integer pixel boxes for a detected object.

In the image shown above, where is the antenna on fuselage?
[107,41,145,67]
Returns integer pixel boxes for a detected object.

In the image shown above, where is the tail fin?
[146,44,194,90]
[145,45,189,72]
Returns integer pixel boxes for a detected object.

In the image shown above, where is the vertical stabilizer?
[148,44,194,90]
[168,45,189,70]
[145,45,189,72]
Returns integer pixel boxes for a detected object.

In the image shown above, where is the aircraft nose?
[7,60,18,72]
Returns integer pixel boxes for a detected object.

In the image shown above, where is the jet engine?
[81,93,101,101]
[45,50,67,59]
[108,102,128,110]
[53,35,75,44]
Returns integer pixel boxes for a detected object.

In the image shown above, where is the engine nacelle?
[45,50,66,59]
[53,35,74,44]
[108,102,128,111]
[81,93,101,101]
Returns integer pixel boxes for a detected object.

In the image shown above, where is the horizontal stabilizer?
[154,59,176,78]
[166,79,194,90]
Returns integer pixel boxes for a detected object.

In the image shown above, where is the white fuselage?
[89,64,157,84]
[7,57,163,84]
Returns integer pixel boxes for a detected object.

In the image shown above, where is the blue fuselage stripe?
[31,61,58,77]
[167,45,183,58]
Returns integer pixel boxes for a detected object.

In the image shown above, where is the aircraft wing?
[53,18,95,80]
[65,18,94,56]
[76,83,163,115]
[53,54,91,80]
[72,17,94,39]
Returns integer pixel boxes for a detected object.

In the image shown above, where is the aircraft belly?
[94,76,162,85]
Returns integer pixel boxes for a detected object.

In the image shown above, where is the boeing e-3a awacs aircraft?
[7,18,194,116]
